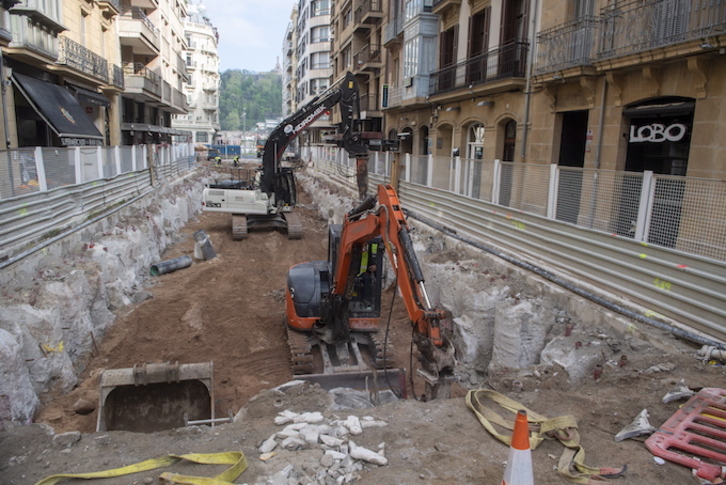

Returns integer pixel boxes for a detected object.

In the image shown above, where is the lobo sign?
[630,123,687,143]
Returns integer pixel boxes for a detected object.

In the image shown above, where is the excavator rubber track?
[284,212,303,239]
[232,215,248,240]
[286,324,315,374]
[368,332,396,369]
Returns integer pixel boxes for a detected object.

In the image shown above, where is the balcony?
[431,0,460,17]
[176,53,189,81]
[118,6,160,55]
[172,86,188,113]
[97,0,120,18]
[429,42,528,96]
[354,0,382,29]
[123,62,161,100]
[535,16,598,75]
[353,44,382,73]
[110,64,124,89]
[57,36,109,83]
[598,0,726,62]
[383,18,404,47]
[186,60,198,70]
[9,1,66,33]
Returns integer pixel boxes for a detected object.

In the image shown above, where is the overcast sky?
[198,0,296,73]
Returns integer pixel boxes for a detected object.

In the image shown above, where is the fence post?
[131,145,137,171]
[453,156,461,193]
[427,154,434,187]
[635,170,655,242]
[546,164,559,219]
[96,146,103,179]
[74,147,82,184]
[404,153,411,182]
[114,146,121,176]
[467,160,474,198]
[33,147,48,191]
[492,158,501,204]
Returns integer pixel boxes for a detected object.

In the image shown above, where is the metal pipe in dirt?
[150,255,192,276]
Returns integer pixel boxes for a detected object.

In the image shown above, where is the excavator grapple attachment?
[96,361,214,433]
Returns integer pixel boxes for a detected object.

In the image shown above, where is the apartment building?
[379,0,725,257]
[2,0,123,147]
[172,1,219,145]
[330,0,384,140]
[282,9,298,119]
[383,0,726,173]
[294,0,334,144]
[0,0,192,148]
[118,0,189,145]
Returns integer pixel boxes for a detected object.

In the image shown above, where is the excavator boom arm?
[331,185,445,346]
[260,72,367,195]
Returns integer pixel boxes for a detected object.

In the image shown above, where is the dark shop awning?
[12,72,104,145]
[70,86,110,107]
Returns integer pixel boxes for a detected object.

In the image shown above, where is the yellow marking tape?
[653,278,672,292]
[42,341,64,353]
[35,451,247,485]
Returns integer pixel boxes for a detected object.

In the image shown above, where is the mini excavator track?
[284,324,405,395]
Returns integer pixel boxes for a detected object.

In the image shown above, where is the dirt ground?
[1,172,725,485]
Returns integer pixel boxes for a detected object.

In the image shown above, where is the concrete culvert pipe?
[150,255,192,276]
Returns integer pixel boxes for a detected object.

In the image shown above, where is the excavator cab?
[329,227,383,321]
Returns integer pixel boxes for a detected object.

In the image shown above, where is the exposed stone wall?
[0,173,206,423]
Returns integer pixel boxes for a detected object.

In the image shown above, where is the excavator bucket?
[96,361,214,433]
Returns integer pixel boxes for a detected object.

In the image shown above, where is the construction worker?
[361,264,377,309]
[215,155,222,166]
[233,155,240,167]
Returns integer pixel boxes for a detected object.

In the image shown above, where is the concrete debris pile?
[256,409,388,485]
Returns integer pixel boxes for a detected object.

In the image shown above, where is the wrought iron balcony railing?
[58,37,109,82]
[535,16,598,74]
[353,43,382,68]
[123,62,160,84]
[429,42,528,95]
[599,0,726,60]
[110,64,124,89]
[354,0,382,24]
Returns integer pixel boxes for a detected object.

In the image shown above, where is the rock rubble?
[254,409,389,485]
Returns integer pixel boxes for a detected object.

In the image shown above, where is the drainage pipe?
[405,209,726,350]
[150,255,192,276]
[193,230,217,260]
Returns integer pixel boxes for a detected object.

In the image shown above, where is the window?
[311,51,330,69]
[342,46,351,69]
[311,0,330,16]
[196,132,209,142]
[343,7,352,29]
[310,78,330,95]
[311,25,330,43]
[403,38,419,78]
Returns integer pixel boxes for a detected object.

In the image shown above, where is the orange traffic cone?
[502,409,534,485]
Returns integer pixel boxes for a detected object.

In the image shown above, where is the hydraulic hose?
[404,209,726,351]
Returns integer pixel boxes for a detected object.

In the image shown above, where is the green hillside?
[219,70,282,130]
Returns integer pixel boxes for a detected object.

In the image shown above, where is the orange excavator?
[285,184,456,400]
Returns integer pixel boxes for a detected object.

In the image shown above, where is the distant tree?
[224,110,241,131]
[219,70,282,130]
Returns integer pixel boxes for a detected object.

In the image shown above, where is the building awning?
[13,73,103,145]
[70,86,110,107]
[623,101,695,119]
